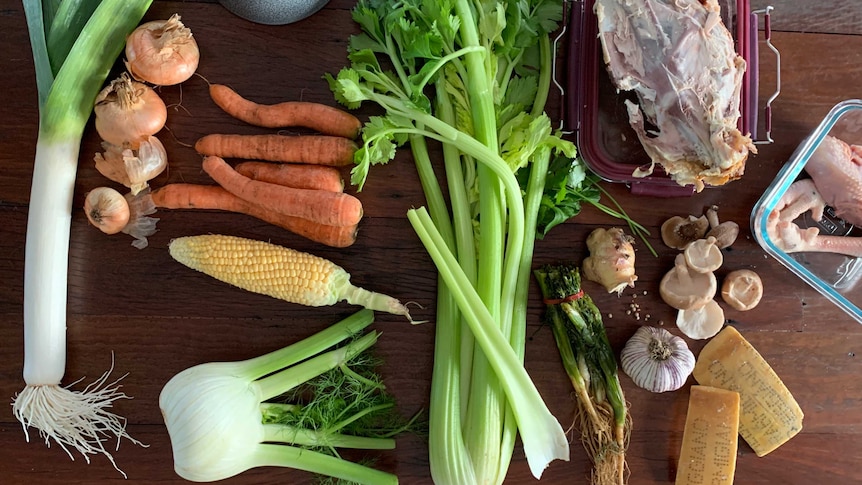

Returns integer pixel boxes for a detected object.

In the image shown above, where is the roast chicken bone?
[595,0,756,191]
[767,135,862,257]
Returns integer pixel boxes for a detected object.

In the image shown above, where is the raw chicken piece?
[768,135,862,257]
[805,134,862,226]
[595,0,755,191]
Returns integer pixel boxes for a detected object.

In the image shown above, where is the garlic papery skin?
[620,326,695,393]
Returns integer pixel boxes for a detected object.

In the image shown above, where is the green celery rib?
[451,6,509,476]
[434,79,477,412]
[409,132,477,484]
[408,207,567,479]
[253,443,398,485]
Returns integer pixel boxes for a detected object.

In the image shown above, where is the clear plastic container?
[752,100,862,324]
[564,0,760,196]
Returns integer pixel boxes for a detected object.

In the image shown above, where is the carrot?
[195,133,357,166]
[235,161,344,193]
[150,184,358,248]
[209,84,362,139]
[202,155,363,227]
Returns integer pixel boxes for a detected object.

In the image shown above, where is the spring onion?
[12,0,152,474]
[534,264,630,485]
[160,309,413,484]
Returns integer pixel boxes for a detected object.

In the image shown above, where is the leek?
[12,0,152,474]
[160,309,412,484]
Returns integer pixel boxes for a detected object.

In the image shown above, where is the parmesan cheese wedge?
[675,386,740,485]
[693,326,804,457]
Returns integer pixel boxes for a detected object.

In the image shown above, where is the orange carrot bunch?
[150,84,365,247]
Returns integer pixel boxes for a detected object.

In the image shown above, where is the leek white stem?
[22,139,77,386]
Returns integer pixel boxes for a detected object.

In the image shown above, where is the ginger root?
[583,227,638,295]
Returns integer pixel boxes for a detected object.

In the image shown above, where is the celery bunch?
[328,0,579,481]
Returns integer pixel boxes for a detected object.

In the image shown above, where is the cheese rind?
[675,385,740,485]
[693,326,804,457]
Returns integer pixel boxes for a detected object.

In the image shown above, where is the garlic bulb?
[620,326,695,393]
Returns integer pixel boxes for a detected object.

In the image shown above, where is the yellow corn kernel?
[169,234,411,318]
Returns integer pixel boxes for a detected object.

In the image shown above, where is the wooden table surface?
[2,1,861,483]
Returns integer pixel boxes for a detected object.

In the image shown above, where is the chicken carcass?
[595,0,755,191]
[767,135,862,257]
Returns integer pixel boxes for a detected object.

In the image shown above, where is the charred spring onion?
[534,264,631,485]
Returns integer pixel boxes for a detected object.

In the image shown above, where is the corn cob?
[168,234,411,319]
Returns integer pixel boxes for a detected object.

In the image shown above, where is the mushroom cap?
[676,299,725,339]
[706,221,740,249]
[661,215,710,250]
[684,236,723,273]
[659,254,717,310]
[721,269,764,311]
[704,205,740,249]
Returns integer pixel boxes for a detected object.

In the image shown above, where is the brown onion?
[84,187,131,235]
[94,73,168,148]
[125,14,200,86]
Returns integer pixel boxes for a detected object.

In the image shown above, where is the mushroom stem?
[674,254,693,286]
[706,205,720,228]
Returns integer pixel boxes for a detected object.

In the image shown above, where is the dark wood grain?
[750,0,862,35]
[2,1,862,484]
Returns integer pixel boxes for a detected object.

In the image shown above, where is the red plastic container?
[564,0,759,196]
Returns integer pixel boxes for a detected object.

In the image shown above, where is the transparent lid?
[752,99,862,324]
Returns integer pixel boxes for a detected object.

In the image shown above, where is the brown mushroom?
[661,215,710,250]
[705,205,740,249]
[721,269,763,311]
[683,236,723,273]
[582,227,638,295]
[659,254,717,310]
[676,299,726,339]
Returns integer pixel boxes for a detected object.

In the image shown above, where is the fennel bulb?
[159,310,408,484]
